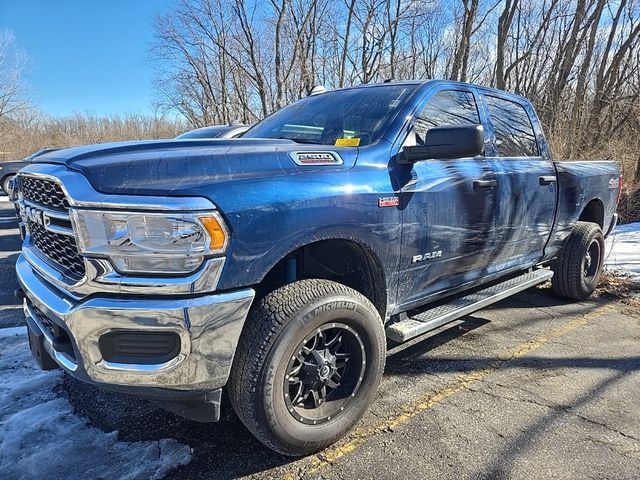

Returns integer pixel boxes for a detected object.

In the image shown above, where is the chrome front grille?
[27,220,86,280]
[21,176,70,211]
[19,174,85,282]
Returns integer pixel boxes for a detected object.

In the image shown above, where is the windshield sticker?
[335,138,361,147]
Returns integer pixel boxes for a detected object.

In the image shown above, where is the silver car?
[176,123,250,140]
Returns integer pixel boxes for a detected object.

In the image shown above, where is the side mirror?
[400,124,484,163]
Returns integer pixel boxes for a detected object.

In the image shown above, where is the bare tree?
[149,0,640,187]
[450,0,480,82]
[0,30,31,124]
[495,0,518,89]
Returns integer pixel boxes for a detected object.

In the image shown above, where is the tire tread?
[552,221,603,300]
[228,279,382,455]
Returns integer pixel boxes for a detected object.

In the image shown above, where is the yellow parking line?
[289,303,614,478]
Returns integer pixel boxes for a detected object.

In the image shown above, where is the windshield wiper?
[274,136,324,145]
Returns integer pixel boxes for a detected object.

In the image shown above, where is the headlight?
[70,209,228,275]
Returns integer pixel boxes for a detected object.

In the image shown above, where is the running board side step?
[386,270,553,343]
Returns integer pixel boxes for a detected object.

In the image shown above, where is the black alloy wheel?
[583,237,601,280]
[284,323,365,425]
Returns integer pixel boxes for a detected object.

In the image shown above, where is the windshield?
[177,126,232,139]
[244,85,417,146]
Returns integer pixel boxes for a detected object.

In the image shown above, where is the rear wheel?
[228,279,386,456]
[552,221,605,300]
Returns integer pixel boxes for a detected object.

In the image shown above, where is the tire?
[552,221,605,300]
[228,279,386,456]
[1,175,13,196]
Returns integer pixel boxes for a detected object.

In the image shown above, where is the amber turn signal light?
[200,215,228,252]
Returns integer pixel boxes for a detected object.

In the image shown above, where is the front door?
[395,87,497,309]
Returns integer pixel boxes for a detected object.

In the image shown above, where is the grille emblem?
[24,205,48,228]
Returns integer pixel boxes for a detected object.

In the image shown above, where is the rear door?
[395,86,498,309]
[479,92,556,271]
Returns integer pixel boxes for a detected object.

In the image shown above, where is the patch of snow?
[0,331,191,480]
[605,222,640,280]
[0,326,26,338]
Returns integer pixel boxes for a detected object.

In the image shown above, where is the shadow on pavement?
[478,368,634,479]
[0,221,19,231]
[0,234,21,252]
[65,379,291,479]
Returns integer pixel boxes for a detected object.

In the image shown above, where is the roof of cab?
[337,79,531,104]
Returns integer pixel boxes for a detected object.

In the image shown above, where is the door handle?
[473,179,497,189]
[539,175,557,185]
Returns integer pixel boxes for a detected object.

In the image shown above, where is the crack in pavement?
[584,435,640,459]
[466,383,640,445]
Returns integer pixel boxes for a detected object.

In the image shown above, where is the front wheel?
[1,175,14,196]
[228,279,386,456]
[552,221,605,300]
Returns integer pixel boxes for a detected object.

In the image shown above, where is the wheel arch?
[578,198,605,229]
[254,238,389,321]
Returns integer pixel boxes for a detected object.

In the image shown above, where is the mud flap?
[27,317,59,371]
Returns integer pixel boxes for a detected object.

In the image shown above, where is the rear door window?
[485,96,539,157]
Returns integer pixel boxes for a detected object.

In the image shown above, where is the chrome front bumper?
[18,253,255,394]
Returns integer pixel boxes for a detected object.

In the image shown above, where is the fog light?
[99,331,180,365]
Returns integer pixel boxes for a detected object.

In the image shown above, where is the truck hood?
[36,139,358,196]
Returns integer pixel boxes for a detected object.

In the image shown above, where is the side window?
[410,90,480,145]
[485,96,539,157]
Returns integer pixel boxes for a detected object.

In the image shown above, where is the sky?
[0,0,174,117]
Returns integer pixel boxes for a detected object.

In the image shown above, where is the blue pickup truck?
[13,80,621,455]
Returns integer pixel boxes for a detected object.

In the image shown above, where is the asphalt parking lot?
[1,200,639,479]
[0,198,22,329]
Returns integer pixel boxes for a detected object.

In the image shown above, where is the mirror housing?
[400,124,484,163]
